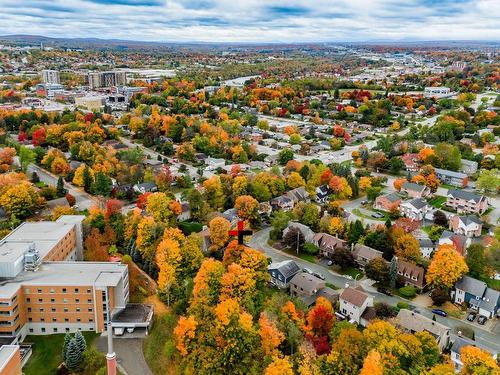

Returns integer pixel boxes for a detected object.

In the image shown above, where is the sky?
[0,0,499,43]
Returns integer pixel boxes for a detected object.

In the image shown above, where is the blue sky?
[0,0,498,42]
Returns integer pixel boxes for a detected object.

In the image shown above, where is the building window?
[26,298,30,303]
[87,299,92,303]
[24,288,30,294]
[63,298,67,303]
[76,308,80,312]
[64,308,69,312]
[75,299,80,303]
[41,328,45,333]
[38,298,43,303]
[62,288,67,293]
[39,308,44,312]
[28,318,32,322]
[88,308,93,312]
[87,289,91,293]
[52,318,57,322]
[65,328,70,332]
[74,288,79,293]
[77,318,81,322]
[41,318,45,322]
[27,308,31,313]
[53,328,58,333]
[50,289,55,294]
[51,308,56,312]
[89,318,93,322]
[65,318,69,322]
[37,289,42,293]
[29,328,33,333]
[51,299,55,303]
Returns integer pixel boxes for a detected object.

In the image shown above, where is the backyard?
[428,195,447,208]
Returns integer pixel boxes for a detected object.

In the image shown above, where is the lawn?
[352,208,388,221]
[428,196,447,208]
[336,266,364,279]
[282,248,317,263]
[23,332,100,375]
[143,308,180,375]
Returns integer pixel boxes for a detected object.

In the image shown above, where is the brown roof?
[340,287,369,307]
[313,232,347,250]
[352,244,383,261]
[397,259,425,288]
[290,272,325,294]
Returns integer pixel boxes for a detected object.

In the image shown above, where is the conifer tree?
[65,339,83,371]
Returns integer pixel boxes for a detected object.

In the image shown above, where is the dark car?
[371,212,384,218]
[467,312,477,322]
[431,309,448,317]
[478,315,488,325]
[377,287,393,296]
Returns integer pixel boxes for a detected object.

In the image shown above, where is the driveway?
[96,335,152,375]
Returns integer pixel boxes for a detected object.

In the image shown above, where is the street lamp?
[354,273,362,288]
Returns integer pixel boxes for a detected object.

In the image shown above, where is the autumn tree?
[0,182,41,219]
[460,345,500,375]
[394,233,421,262]
[426,244,468,289]
[234,195,259,222]
[264,356,294,375]
[145,192,181,226]
[259,313,285,357]
[394,178,407,191]
[365,257,390,284]
[208,217,231,253]
[359,350,384,375]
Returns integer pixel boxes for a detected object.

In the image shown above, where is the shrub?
[399,285,417,298]
[303,243,319,255]
[39,186,58,200]
[397,301,410,310]
[65,193,76,207]
[374,302,397,318]
[430,288,449,306]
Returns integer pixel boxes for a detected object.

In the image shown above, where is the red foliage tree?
[84,113,94,122]
[320,169,333,185]
[32,128,46,146]
[306,334,331,355]
[105,199,123,218]
[18,132,27,142]
[65,193,76,207]
[136,192,152,209]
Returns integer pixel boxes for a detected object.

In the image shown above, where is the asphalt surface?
[249,227,500,351]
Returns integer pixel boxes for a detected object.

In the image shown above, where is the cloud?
[0,0,498,42]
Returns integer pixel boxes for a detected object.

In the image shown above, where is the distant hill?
[0,34,498,51]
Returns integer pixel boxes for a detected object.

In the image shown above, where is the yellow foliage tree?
[287,172,305,189]
[208,217,231,252]
[264,356,294,375]
[460,345,500,375]
[426,244,468,289]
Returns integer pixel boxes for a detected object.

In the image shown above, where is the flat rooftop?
[0,261,127,298]
[0,216,85,264]
[112,304,153,324]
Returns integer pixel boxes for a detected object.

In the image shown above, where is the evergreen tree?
[92,172,112,196]
[385,218,392,228]
[83,166,93,193]
[65,339,83,371]
[56,176,67,197]
[31,171,40,183]
[389,256,398,289]
[334,88,340,99]
[74,330,87,354]
[347,175,359,198]
[348,220,364,244]
[62,332,72,363]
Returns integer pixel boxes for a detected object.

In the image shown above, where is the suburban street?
[249,227,500,351]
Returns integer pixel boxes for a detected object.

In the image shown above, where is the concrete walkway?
[96,335,152,375]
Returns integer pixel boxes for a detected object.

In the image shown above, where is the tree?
[0,182,40,219]
[348,220,365,244]
[328,176,352,199]
[82,165,94,193]
[264,356,294,375]
[460,346,500,374]
[366,186,382,202]
[476,169,500,194]
[283,227,304,253]
[430,288,449,306]
[433,210,448,227]
[65,339,83,371]
[258,313,285,356]
[66,193,76,207]
[432,143,462,171]
[63,333,72,364]
[389,157,405,174]
[234,195,259,222]
[278,149,294,165]
[394,234,421,262]
[389,256,398,289]
[56,176,67,197]
[18,146,35,171]
[270,210,290,240]
[145,192,180,225]
[306,297,334,338]
[465,244,488,279]
[208,217,231,252]
[287,172,305,189]
[74,330,87,353]
[331,247,355,269]
[359,350,384,375]
[365,257,389,284]
[92,172,112,197]
[426,245,468,289]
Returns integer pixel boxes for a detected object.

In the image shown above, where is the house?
[374,192,401,212]
[177,202,191,221]
[286,187,309,204]
[205,157,226,170]
[397,259,425,289]
[401,153,420,172]
[451,336,498,372]
[399,198,430,221]
[289,272,325,298]
[435,168,468,187]
[452,275,487,305]
[258,202,272,217]
[283,222,315,243]
[401,182,431,198]
[418,238,435,258]
[268,260,301,289]
[270,195,294,211]
[445,189,488,215]
[198,228,212,253]
[312,233,347,258]
[315,185,330,203]
[133,182,157,194]
[339,287,373,325]
[396,309,451,351]
[477,288,500,319]
[221,208,239,226]
[439,230,471,256]
[352,244,383,268]
[449,215,482,238]
[460,159,478,176]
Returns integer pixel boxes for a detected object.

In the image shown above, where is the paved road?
[27,163,98,210]
[249,227,500,351]
[96,335,152,375]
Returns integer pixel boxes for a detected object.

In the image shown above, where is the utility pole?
[106,322,117,375]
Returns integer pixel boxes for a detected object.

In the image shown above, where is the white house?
[424,86,451,98]
[339,287,373,325]
[205,157,226,171]
[449,215,482,238]
[399,198,430,221]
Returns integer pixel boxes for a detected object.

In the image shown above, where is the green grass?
[23,332,100,375]
[178,221,203,234]
[143,312,179,375]
[428,196,447,208]
[337,267,364,279]
[352,208,388,221]
[326,282,340,290]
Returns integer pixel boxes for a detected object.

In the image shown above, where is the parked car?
[303,268,313,275]
[327,260,333,266]
[361,200,368,205]
[371,212,384,218]
[377,287,393,296]
[313,272,325,280]
[478,315,488,325]
[431,309,448,317]
[467,312,477,322]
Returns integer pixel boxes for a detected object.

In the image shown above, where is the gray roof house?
[396,309,451,351]
[286,187,310,204]
[401,182,431,198]
[283,222,315,243]
[418,238,435,258]
[312,233,347,258]
[446,189,488,215]
[289,272,325,298]
[268,260,301,289]
[453,275,487,307]
[352,244,383,268]
[477,288,500,319]
[399,198,430,221]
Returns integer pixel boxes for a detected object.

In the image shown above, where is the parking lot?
[464,310,498,332]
